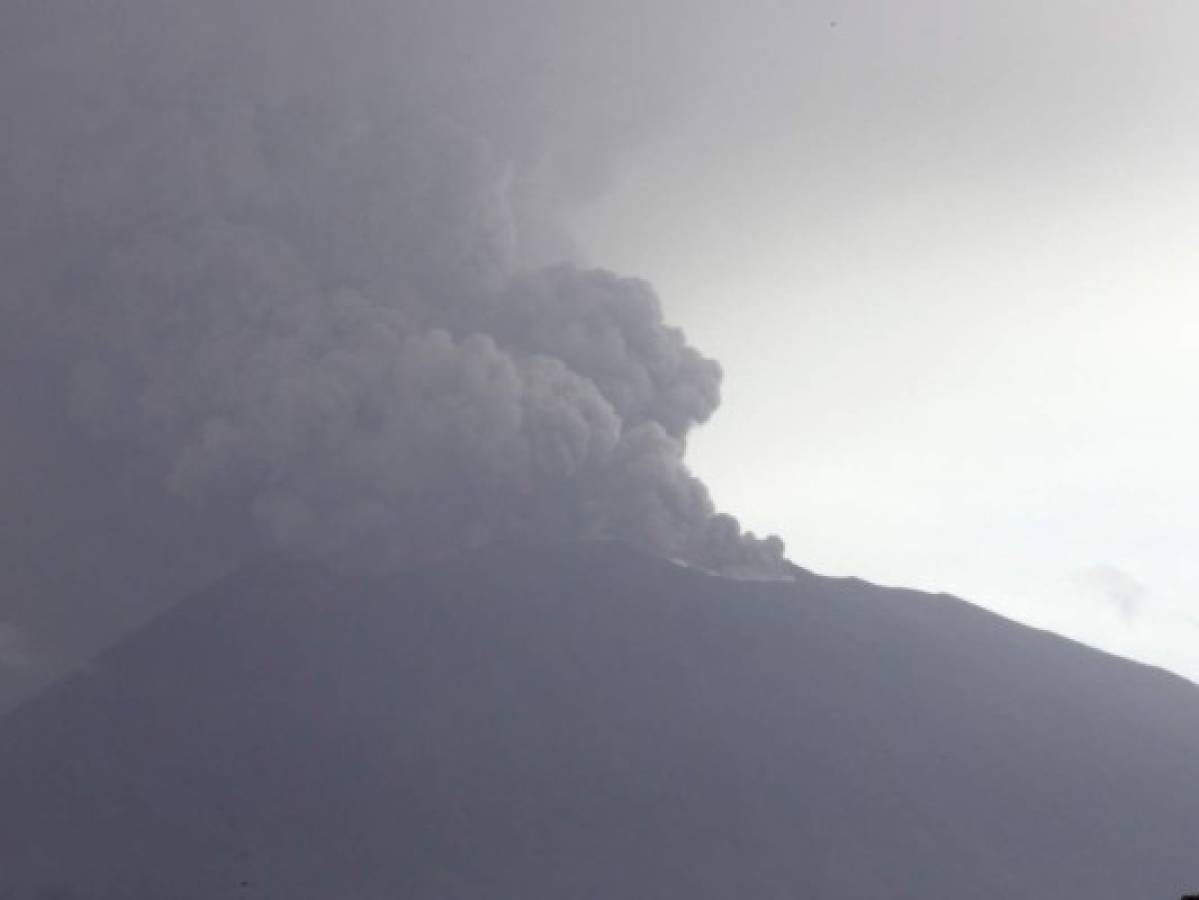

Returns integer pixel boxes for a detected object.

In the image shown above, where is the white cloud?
[1072,565,1149,623]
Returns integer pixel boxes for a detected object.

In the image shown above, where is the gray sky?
[574,0,1199,680]
[0,0,1194,701]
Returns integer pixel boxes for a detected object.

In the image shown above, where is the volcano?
[1,541,1196,899]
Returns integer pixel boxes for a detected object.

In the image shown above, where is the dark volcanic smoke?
[0,0,783,623]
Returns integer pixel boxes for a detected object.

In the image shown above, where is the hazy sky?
[0,0,1194,703]
[574,1,1199,680]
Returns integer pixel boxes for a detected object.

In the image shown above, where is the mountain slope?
[1,542,1196,899]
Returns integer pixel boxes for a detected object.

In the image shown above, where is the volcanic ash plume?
[0,0,785,577]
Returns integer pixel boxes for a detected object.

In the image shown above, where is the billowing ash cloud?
[0,0,783,588]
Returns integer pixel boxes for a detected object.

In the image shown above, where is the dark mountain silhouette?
[1,541,1196,899]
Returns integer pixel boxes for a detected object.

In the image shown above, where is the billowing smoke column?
[0,0,784,580]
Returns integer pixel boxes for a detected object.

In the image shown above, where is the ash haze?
[0,0,793,707]
[0,0,1194,705]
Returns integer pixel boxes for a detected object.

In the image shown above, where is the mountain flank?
[1,541,1196,899]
